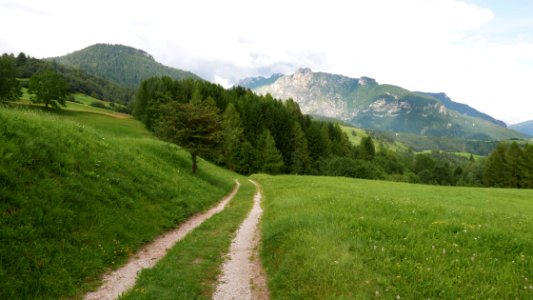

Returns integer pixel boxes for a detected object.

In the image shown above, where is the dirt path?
[213,179,269,300]
[84,180,241,300]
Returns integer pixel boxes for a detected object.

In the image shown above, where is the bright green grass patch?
[20,88,126,115]
[253,174,533,299]
[340,125,367,145]
[0,106,238,299]
[57,110,152,139]
[73,93,108,106]
[340,124,408,152]
[417,149,483,160]
[120,180,255,300]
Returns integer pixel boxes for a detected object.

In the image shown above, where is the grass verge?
[120,179,256,300]
[0,106,238,299]
[253,174,533,299]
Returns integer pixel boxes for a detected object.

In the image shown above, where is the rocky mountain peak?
[295,67,313,74]
[238,69,522,140]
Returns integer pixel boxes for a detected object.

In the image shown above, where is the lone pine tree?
[155,92,221,173]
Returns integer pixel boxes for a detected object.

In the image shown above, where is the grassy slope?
[0,105,240,299]
[21,87,128,114]
[120,180,256,300]
[253,174,533,299]
[340,124,409,152]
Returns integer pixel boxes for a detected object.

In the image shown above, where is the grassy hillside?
[14,53,134,103]
[0,105,239,299]
[52,44,201,88]
[340,122,500,156]
[19,88,129,116]
[340,124,409,152]
[254,174,533,299]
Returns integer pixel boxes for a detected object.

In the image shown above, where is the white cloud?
[1,0,532,123]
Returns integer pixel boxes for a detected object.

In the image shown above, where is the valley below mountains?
[239,68,525,141]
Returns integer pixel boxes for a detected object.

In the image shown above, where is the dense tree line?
[483,142,533,188]
[133,77,496,186]
[133,77,361,175]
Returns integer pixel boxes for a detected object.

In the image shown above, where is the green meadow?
[0,105,240,299]
[254,174,533,299]
[3,93,533,299]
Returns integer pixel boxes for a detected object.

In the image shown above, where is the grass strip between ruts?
[120,179,256,300]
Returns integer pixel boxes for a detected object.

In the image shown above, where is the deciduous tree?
[28,70,69,108]
[155,95,221,173]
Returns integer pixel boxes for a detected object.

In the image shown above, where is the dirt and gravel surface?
[84,180,241,300]
[213,179,269,300]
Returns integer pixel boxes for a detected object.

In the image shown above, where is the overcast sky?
[1,0,532,124]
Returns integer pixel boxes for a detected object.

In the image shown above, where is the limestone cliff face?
[255,68,375,120]
[252,68,446,122]
[239,68,523,140]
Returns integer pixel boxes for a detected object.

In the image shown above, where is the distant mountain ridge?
[51,44,201,88]
[510,120,533,137]
[417,92,507,128]
[239,68,523,140]
[238,73,284,90]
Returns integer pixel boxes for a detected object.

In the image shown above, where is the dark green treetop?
[155,93,222,173]
[0,54,21,102]
[28,70,69,109]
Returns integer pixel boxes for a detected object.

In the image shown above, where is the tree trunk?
[191,153,198,173]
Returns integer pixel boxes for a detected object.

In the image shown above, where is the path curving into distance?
[213,179,269,300]
[84,180,241,300]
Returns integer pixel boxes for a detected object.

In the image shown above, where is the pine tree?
[521,144,533,188]
[258,130,284,174]
[506,142,525,188]
[221,103,243,170]
[483,143,511,187]
[290,122,311,174]
[233,141,258,175]
[329,123,352,157]
[307,122,332,161]
[359,136,376,160]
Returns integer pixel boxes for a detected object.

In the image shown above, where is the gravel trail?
[84,180,241,300]
[213,179,269,300]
